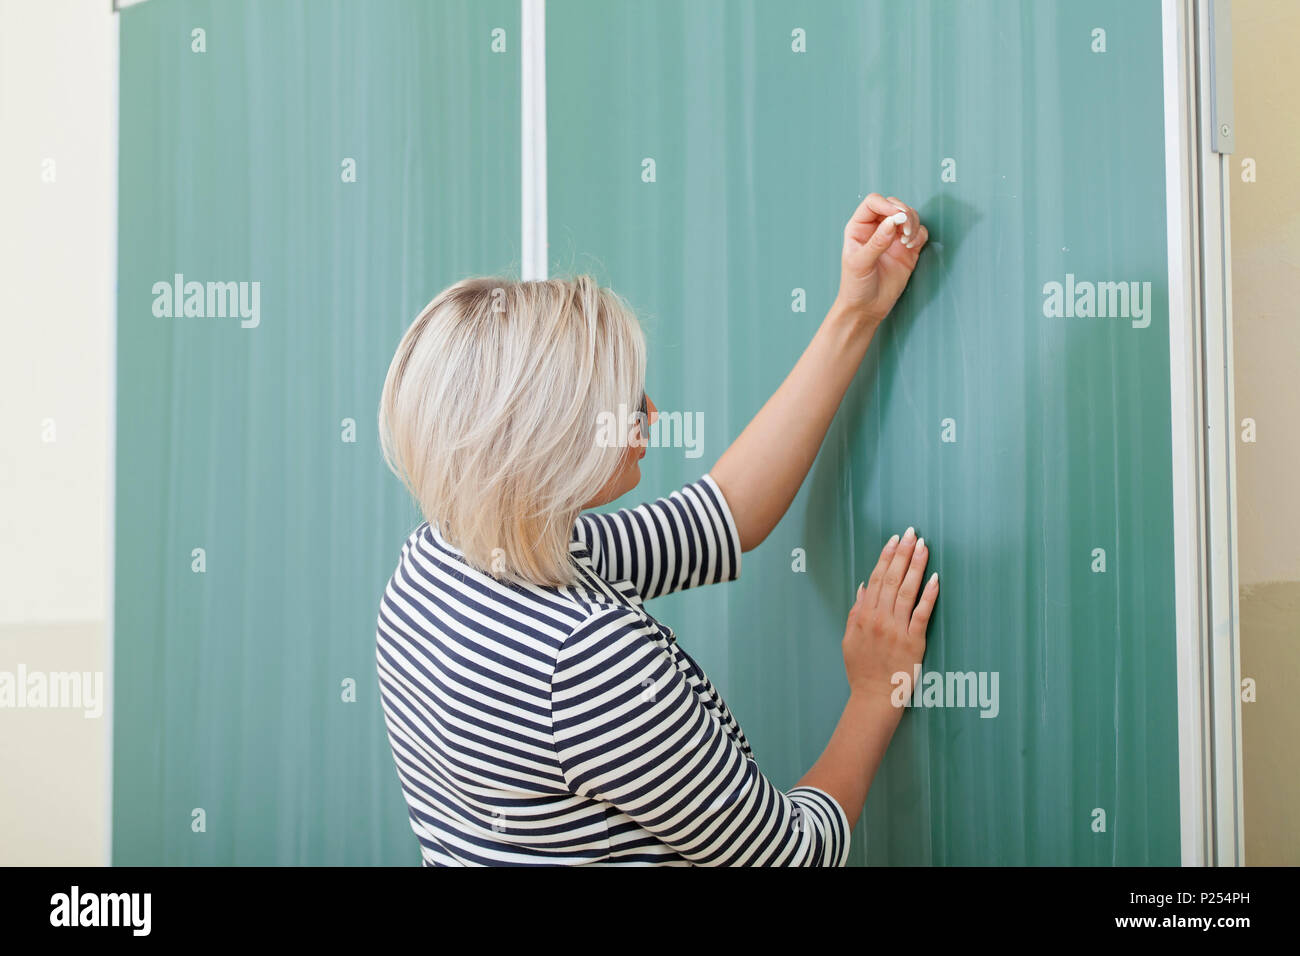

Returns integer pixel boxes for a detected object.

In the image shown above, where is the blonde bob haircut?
[379,275,647,588]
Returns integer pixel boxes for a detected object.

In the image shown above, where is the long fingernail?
[903,526,915,542]
[888,534,900,547]
[917,537,924,550]
[893,208,912,236]
[929,572,939,588]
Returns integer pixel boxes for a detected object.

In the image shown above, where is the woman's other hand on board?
[842,527,937,707]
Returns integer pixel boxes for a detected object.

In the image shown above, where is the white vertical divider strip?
[1197,0,1244,867]
[1163,0,1209,867]
[520,0,547,280]
[106,4,121,866]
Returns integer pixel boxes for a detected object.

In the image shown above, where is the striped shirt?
[374,472,851,866]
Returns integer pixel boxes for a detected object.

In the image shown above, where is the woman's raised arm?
[709,193,930,552]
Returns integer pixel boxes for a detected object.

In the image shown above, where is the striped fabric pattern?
[375,473,851,866]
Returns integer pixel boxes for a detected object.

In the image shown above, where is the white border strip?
[1163,0,1209,867]
[106,2,121,867]
[1196,0,1244,867]
[520,0,547,280]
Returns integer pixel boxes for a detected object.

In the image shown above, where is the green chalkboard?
[112,0,520,864]
[114,0,1180,866]
[546,0,1180,865]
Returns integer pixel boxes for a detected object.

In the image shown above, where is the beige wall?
[0,0,117,865]
[1231,0,1300,866]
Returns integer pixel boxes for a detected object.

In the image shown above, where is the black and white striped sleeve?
[549,606,852,867]
[573,473,741,600]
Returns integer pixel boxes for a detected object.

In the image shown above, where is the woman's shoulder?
[553,600,676,671]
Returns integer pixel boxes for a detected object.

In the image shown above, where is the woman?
[376,193,935,866]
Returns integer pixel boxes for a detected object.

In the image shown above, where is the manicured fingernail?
[929,572,939,587]
[903,526,915,542]
[888,534,900,547]
[889,211,907,225]
[857,581,865,596]
[917,537,924,550]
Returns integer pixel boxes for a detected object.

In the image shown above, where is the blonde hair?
[379,275,646,587]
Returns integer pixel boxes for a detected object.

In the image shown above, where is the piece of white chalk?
[890,212,908,224]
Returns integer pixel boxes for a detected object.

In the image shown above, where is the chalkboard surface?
[113,0,522,865]
[114,0,1179,865]
[546,0,1179,866]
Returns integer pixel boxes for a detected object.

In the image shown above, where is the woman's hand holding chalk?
[836,192,929,326]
